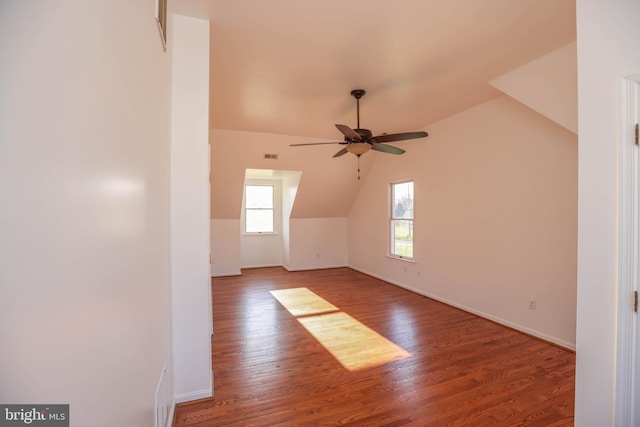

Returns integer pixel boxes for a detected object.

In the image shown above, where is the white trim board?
[615,76,640,427]
[175,388,213,404]
[212,271,242,278]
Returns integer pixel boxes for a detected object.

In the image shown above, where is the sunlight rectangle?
[270,287,411,371]
[298,312,411,371]
[270,288,339,316]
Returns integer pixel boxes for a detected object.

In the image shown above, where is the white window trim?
[389,179,415,261]
[242,179,282,235]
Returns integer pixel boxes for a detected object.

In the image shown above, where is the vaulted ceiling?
[174,0,575,139]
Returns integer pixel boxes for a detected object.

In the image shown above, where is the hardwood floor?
[174,267,575,426]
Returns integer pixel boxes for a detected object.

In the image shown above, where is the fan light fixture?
[346,143,371,156]
[289,89,429,178]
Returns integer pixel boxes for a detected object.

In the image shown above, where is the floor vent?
[155,366,171,427]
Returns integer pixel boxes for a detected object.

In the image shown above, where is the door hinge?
[635,123,639,145]
[634,290,638,313]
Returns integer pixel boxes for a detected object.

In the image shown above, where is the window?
[390,181,414,259]
[245,184,274,233]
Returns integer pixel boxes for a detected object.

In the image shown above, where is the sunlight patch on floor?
[270,287,412,371]
[269,287,339,316]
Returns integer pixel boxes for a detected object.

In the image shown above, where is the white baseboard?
[223,263,348,272]
[175,388,213,404]
[348,265,576,351]
[211,271,241,277]
[241,263,282,269]
[283,264,348,272]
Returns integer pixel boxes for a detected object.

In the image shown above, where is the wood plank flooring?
[174,267,575,426]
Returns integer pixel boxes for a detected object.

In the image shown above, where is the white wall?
[0,2,174,426]
[288,218,349,270]
[170,14,212,403]
[575,0,640,425]
[211,219,242,276]
[241,233,282,267]
[349,94,578,348]
[281,172,302,267]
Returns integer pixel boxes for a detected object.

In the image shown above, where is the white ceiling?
[174,0,576,140]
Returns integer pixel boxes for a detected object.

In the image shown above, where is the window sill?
[242,232,279,236]
[386,255,415,263]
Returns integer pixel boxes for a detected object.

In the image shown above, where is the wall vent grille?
[264,153,278,159]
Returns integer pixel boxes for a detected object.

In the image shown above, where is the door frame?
[616,76,640,426]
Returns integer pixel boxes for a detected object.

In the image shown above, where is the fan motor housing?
[354,128,372,141]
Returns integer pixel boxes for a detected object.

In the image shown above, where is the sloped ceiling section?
[174,0,576,139]
[489,42,578,134]
[210,129,375,219]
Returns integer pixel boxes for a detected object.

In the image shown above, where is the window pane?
[392,182,413,219]
[246,185,273,208]
[391,219,413,258]
[246,210,274,233]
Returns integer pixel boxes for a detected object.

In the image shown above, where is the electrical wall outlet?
[528,300,537,310]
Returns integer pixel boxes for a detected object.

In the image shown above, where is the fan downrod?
[350,89,366,129]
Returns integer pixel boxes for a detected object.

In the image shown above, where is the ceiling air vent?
[264,154,278,159]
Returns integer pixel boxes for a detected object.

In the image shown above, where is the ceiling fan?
[290,89,428,159]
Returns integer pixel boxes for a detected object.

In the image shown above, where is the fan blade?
[335,124,362,141]
[371,143,405,155]
[370,131,428,143]
[333,148,348,158]
[290,142,342,146]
